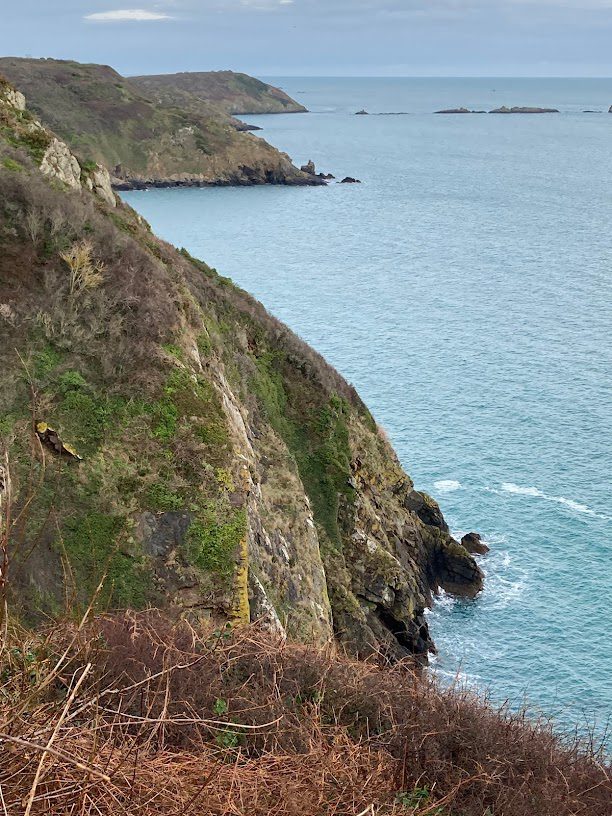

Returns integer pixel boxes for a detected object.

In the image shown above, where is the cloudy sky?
[2,1,612,77]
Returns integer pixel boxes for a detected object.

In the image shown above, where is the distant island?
[435,106,559,114]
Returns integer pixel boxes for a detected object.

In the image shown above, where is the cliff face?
[0,58,320,189]
[0,84,482,659]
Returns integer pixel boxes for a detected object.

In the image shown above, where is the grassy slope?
[0,58,312,184]
[131,70,308,115]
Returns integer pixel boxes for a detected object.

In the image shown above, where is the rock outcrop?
[435,108,486,114]
[40,138,82,190]
[489,106,559,114]
[0,81,483,662]
[461,532,490,555]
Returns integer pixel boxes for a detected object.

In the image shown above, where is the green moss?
[0,413,17,438]
[33,344,64,379]
[162,343,184,360]
[151,400,179,440]
[196,332,212,358]
[17,128,52,163]
[150,369,230,464]
[61,512,151,609]
[251,351,354,549]
[2,157,23,172]
[184,506,246,576]
[146,483,184,512]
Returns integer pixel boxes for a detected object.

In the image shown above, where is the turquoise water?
[123,78,612,738]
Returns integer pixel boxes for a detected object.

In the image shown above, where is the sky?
[2,0,612,77]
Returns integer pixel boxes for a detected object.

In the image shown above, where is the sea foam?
[500,482,602,518]
[433,479,461,493]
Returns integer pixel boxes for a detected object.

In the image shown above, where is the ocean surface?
[122,78,612,740]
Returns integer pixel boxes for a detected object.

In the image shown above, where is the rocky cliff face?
[0,58,320,190]
[0,84,483,659]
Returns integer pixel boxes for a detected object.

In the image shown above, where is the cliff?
[0,82,482,660]
[0,58,320,189]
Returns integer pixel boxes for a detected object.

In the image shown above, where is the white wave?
[433,479,461,493]
[500,482,605,519]
[501,483,544,498]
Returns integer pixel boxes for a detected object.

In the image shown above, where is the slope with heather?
[0,57,318,188]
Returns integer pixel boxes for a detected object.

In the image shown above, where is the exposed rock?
[461,532,490,555]
[426,529,484,599]
[403,490,449,533]
[300,159,316,175]
[249,573,286,638]
[83,165,117,207]
[355,109,369,115]
[39,138,82,189]
[339,177,361,184]
[609,105,612,113]
[489,106,559,114]
[435,108,486,114]
[3,87,26,111]
[35,423,82,461]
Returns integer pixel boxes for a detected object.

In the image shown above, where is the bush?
[0,613,609,815]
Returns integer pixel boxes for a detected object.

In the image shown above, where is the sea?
[122,77,612,742]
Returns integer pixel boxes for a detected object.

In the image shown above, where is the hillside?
[0,79,482,658]
[130,70,307,116]
[0,58,318,188]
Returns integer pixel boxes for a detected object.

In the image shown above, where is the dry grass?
[0,611,609,815]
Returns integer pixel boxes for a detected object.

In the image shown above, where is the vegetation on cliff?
[130,69,308,115]
[0,58,317,188]
[0,78,481,658]
[0,612,609,815]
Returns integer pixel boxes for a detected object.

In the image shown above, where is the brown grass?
[0,611,609,815]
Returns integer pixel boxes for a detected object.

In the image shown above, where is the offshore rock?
[435,108,486,114]
[339,177,361,184]
[461,532,490,555]
[489,106,559,114]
